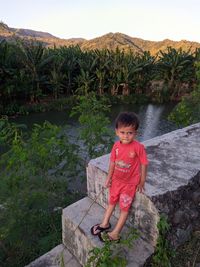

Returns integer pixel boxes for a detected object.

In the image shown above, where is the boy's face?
[115,125,137,144]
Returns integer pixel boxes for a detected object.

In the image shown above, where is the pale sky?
[1,0,200,42]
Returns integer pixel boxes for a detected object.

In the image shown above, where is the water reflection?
[139,104,165,141]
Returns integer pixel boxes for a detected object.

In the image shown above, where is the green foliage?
[71,93,114,159]
[151,214,174,267]
[168,90,200,126]
[157,47,195,99]
[0,116,26,145]
[0,120,81,267]
[169,61,200,126]
[0,100,116,266]
[85,228,139,267]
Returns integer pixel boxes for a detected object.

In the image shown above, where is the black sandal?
[90,223,111,235]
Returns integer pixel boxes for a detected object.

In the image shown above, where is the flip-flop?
[90,223,111,236]
[98,231,120,243]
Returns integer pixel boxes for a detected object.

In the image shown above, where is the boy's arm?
[104,161,115,188]
[137,164,148,193]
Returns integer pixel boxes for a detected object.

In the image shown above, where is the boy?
[91,111,148,242]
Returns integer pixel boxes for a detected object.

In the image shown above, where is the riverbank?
[1,93,177,117]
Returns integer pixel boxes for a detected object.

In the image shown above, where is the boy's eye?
[120,131,133,135]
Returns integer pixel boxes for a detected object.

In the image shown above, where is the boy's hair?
[115,112,139,130]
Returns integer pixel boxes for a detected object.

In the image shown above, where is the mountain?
[1,22,200,55]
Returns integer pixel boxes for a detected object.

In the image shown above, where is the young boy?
[91,111,148,242]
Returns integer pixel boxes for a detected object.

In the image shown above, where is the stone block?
[25,244,81,267]
[62,197,154,266]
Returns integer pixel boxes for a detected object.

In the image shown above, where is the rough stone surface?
[62,197,154,267]
[25,244,81,267]
[87,122,200,248]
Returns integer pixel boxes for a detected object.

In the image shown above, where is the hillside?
[1,22,200,55]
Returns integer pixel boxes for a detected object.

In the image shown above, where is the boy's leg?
[108,185,136,239]
[100,203,116,227]
[108,210,129,240]
[91,203,115,235]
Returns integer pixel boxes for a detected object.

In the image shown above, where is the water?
[10,102,179,142]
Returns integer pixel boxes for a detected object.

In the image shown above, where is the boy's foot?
[98,231,120,243]
[90,223,111,236]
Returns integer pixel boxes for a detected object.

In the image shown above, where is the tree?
[157,47,195,99]
[18,40,54,102]
[169,60,200,126]
[71,92,114,159]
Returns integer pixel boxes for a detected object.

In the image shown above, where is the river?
[10,102,179,142]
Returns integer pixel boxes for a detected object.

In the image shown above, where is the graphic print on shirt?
[115,148,119,156]
[115,160,131,169]
[129,151,136,158]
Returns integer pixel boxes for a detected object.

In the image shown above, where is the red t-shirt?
[110,140,148,185]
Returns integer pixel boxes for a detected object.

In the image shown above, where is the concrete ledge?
[25,244,81,267]
[62,197,154,266]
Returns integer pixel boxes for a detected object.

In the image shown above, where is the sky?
[1,0,200,42]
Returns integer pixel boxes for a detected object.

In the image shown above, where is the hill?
[1,22,200,55]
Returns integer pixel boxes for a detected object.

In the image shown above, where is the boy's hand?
[104,178,111,188]
[137,182,145,193]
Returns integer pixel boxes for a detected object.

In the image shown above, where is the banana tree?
[107,48,125,95]
[0,40,23,109]
[57,45,82,95]
[75,69,95,96]
[75,51,96,95]
[18,40,54,102]
[93,49,110,95]
[49,56,66,99]
[157,47,194,98]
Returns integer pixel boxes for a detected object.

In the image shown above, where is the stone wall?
[152,171,200,247]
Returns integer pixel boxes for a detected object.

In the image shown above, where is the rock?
[176,225,193,246]
[172,210,189,225]
[192,192,200,204]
